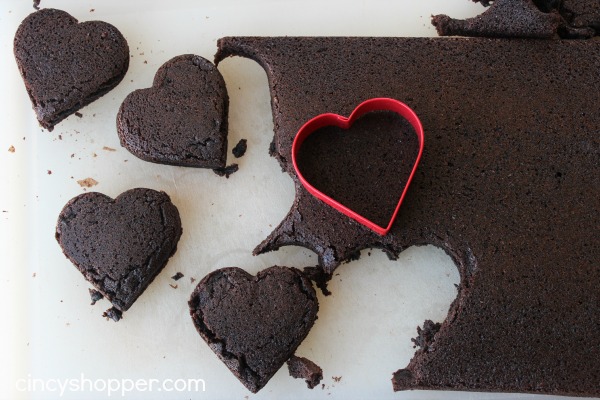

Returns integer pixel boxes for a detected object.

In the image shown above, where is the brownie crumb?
[171,272,184,281]
[411,320,442,352]
[8,145,15,153]
[303,266,332,296]
[103,307,123,322]
[213,163,239,178]
[77,178,98,188]
[287,355,323,389]
[32,272,36,278]
[103,146,116,152]
[190,277,196,284]
[89,288,104,305]
[90,9,95,12]
[332,376,342,383]
[169,283,178,289]
[47,170,52,175]
[232,139,248,158]
[33,0,40,10]
[75,112,83,118]
[392,369,414,391]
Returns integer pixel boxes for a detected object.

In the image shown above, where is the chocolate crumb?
[89,289,104,305]
[58,134,62,140]
[90,8,95,12]
[411,320,442,352]
[190,277,196,284]
[103,146,116,152]
[332,376,342,383]
[77,178,98,188]
[232,139,248,158]
[169,283,178,289]
[75,112,83,118]
[213,163,239,178]
[287,356,323,389]
[47,170,52,175]
[171,272,184,281]
[303,266,332,296]
[103,307,123,322]
[33,0,40,10]
[8,145,15,153]
[32,272,36,278]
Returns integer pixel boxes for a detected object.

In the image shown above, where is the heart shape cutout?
[188,266,319,393]
[292,98,424,235]
[55,188,182,318]
[13,8,130,131]
[117,54,229,168]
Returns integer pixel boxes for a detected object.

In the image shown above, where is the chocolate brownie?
[189,266,319,393]
[295,110,419,228]
[56,188,182,318]
[287,355,323,389]
[13,9,129,131]
[216,37,600,396]
[117,55,228,168]
[432,0,561,38]
[439,0,599,38]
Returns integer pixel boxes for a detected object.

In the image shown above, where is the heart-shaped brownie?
[13,8,129,131]
[294,107,421,233]
[55,188,182,319]
[189,266,319,393]
[117,54,229,168]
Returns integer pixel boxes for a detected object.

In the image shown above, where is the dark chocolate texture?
[287,355,323,389]
[13,9,129,131]
[189,266,319,393]
[216,37,600,396]
[56,188,182,316]
[296,110,419,228]
[117,55,228,168]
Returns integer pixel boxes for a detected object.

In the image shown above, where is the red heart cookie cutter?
[291,98,424,236]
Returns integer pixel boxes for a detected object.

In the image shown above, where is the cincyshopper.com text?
[15,374,206,397]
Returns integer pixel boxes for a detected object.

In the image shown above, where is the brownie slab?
[189,266,319,393]
[216,37,600,396]
[55,188,182,317]
[14,8,129,131]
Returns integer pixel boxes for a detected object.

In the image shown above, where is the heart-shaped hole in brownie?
[293,98,424,235]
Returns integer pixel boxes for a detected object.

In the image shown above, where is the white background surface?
[0,1,591,399]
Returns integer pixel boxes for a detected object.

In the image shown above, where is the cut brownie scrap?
[444,0,599,38]
[232,138,248,158]
[287,355,323,389]
[432,0,561,38]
